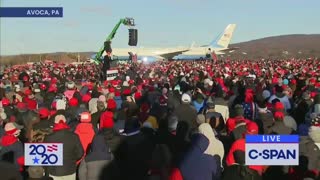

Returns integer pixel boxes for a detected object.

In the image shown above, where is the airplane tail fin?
[209,24,236,48]
[190,41,196,48]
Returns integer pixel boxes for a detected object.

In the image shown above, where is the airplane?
[175,24,237,60]
[94,24,237,62]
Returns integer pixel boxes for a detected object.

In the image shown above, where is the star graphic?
[32,156,40,164]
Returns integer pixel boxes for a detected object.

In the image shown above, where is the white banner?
[25,143,63,166]
[245,143,299,165]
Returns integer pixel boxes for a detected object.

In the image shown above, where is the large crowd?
[0,58,319,180]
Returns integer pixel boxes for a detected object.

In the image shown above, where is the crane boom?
[94,18,135,64]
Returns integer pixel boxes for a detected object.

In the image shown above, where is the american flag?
[47,144,58,152]
[242,102,256,121]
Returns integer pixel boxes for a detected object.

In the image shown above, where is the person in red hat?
[114,91,122,110]
[226,121,264,175]
[82,94,92,104]
[66,97,79,120]
[288,114,320,180]
[30,107,53,143]
[1,97,15,119]
[268,85,291,112]
[0,122,25,172]
[64,81,77,100]
[44,114,83,179]
[267,111,295,134]
[97,99,121,153]
[74,112,96,158]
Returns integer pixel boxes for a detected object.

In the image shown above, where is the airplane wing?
[159,49,189,59]
[218,47,240,53]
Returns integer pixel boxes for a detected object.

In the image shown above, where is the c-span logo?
[245,135,299,165]
[25,143,63,166]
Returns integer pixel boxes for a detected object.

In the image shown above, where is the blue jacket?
[193,100,204,113]
[114,96,122,110]
[179,133,220,180]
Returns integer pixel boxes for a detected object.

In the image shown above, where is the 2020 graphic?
[25,143,63,166]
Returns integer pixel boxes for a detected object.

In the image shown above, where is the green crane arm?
[94,18,134,64]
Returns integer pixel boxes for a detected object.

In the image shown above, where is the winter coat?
[0,135,24,171]
[79,135,113,180]
[97,128,122,153]
[231,122,247,142]
[44,129,84,176]
[91,111,103,129]
[226,138,264,175]
[114,131,155,180]
[294,99,313,125]
[174,104,197,132]
[114,96,123,110]
[198,123,224,167]
[30,121,53,143]
[256,110,274,134]
[222,164,262,180]
[193,100,204,113]
[214,97,229,121]
[299,133,320,172]
[74,122,96,153]
[178,133,221,180]
[268,121,294,135]
[88,98,98,114]
[283,115,297,131]
[268,94,291,111]
[0,161,23,180]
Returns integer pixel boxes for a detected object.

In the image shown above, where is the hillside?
[229,34,320,58]
[1,34,320,65]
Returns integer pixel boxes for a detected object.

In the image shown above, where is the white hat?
[181,93,191,103]
[123,81,129,87]
[142,121,153,129]
[204,78,211,85]
[0,110,7,120]
[54,114,67,124]
[15,84,21,92]
[56,99,66,110]
[34,89,41,93]
[67,81,75,89]
[4,122,22,137]
[262,90,271,100]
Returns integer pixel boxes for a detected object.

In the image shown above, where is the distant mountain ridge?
[1,34,320,64]
[229,34,320,58]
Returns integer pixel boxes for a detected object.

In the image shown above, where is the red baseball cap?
[246,121,258,135]
[38,108,50,119]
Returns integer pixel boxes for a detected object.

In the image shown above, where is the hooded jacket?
[0,134,24,171]
[226,138,264,175]
[299,135,320,172]
[178,133,220,180]
[78,135,113,180]
[114,96,123,110]
[74,119,96,153]
[268,121,294,135]
[198,123,224,167]
[174,103,197,132]
[44,128,84,176]
[97,128,122,153]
